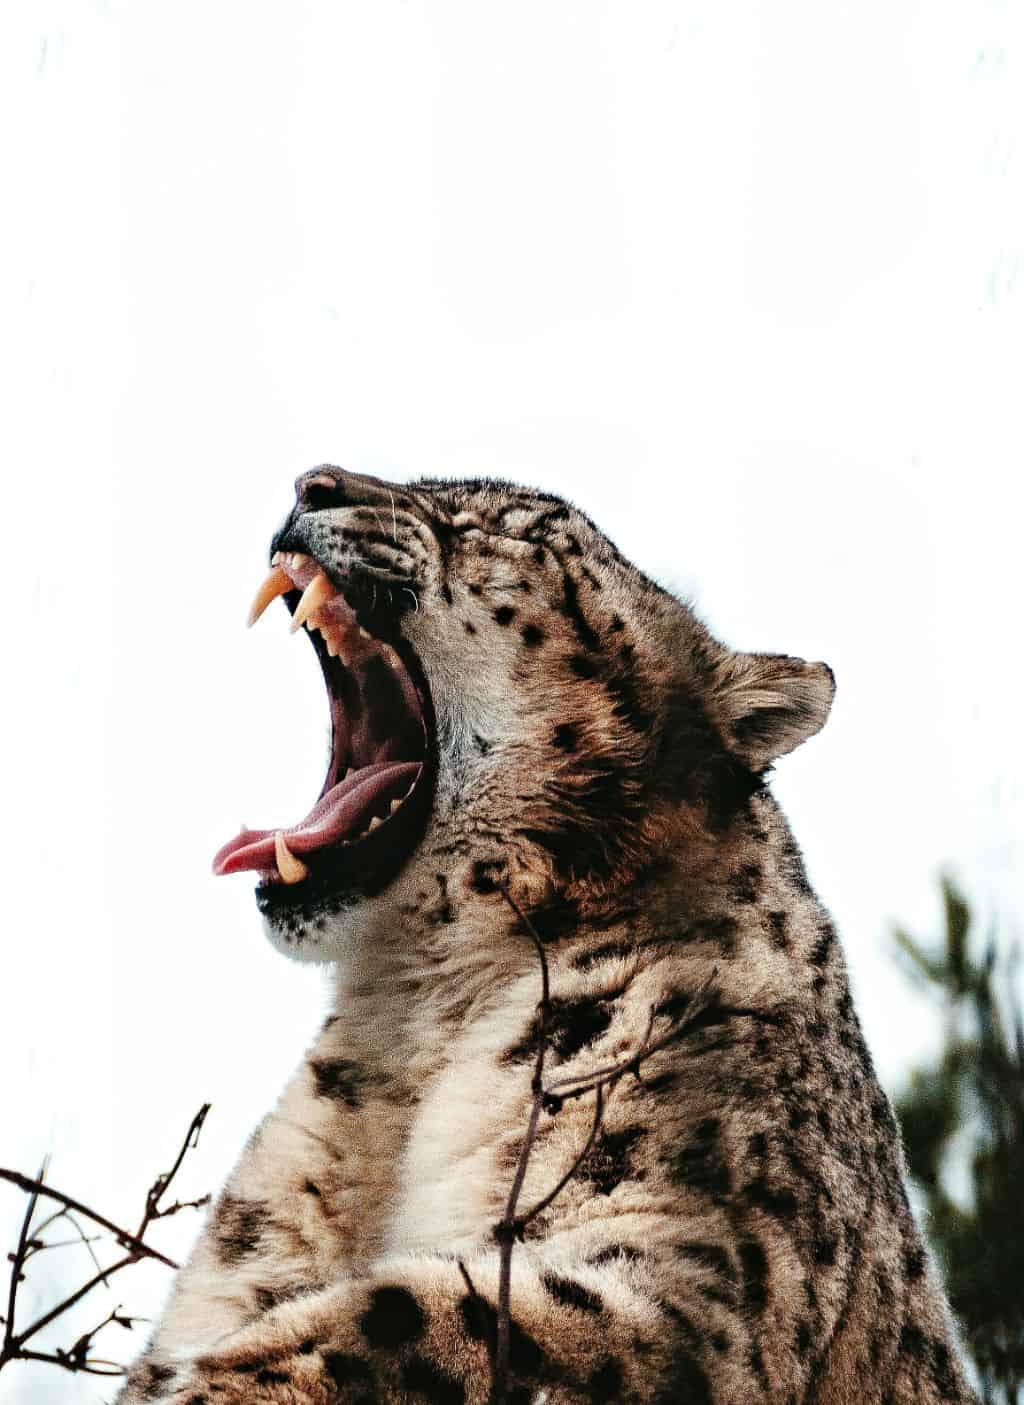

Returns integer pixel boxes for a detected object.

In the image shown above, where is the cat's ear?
[708,652,835,772]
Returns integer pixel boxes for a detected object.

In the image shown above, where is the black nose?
[294,465,390,514]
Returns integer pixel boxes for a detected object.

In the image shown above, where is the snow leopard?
[119,467,975,1404]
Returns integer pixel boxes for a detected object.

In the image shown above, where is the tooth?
[274,831,309,884]
[368,815,384,831]
[389,798,401,815]
[247,566,293,627]
[382,644,401,670]
[271,551,282,565]
[292,572,337,633]
[359,626,371,640]
[291,552,310,569]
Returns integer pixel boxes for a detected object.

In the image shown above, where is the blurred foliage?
[895,876,1024,1403]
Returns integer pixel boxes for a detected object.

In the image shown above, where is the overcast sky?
[2,2,1022,1399]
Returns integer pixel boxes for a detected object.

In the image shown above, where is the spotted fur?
[118,470,975,1403]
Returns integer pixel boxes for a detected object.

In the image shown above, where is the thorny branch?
[459,890,717,1404]
[0,1104,212,1380]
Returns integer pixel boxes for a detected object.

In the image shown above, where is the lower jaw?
[254,748,437,920]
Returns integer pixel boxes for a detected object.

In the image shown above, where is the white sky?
[1,2,1022,1399]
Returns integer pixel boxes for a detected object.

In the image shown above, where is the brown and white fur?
[119,469,975,1404]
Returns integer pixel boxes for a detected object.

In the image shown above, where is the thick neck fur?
[304,785,835,1259]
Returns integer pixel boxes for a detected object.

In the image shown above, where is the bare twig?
[489,888,717,1404]
[0,1172,178,1271]
[0,1105,211,1380]
[3,1157,48,1359]
[136,1103,212,1237]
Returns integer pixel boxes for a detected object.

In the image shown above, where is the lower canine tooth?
[389,798,401,815]
[274,832,309,884]
[368,815,384,831]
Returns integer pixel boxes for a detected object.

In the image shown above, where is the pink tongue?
[212,761,422,876]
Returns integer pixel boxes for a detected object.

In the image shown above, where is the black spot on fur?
[642,1070,679,1096]
[464,620,477,635]
[139,1362,176,1398]
[215,1195,269,1265]
[898,1320,928,1363]
[584,1125,646,1195]
[570,938,638,971]
[739,1239,769,1312]
[930,1337,957,1397]
[253,1282,303,1311]
[310,1058,366,1108]
[767,910,789,949]
[457,1296,544,1375]
[568,652,599,679]
[493,605,516,626]
[903,1242,927,1281]
[749,1342,770,1394]
[468,582,483,595]
[728,862,762,904]
[812,1228,838,1266]
[469,859,504,894]
[552,722,579,751]
[520,893,581,943]
[587,1358,624,1401]
[654,1349,713,1405]
[473,733,491,755]
[605,667,653,734]
[501,994,615,1065]
[324,1352,374,1388]
[401,1354,466,1404]
[670,1117,733,1202]
[441,583,453,604]
[542,1272,603,1314]
[677,1242,736,1282]
[810,921,836,967]
[588,1244,645,1266]
[359,1286,425,1349]
[255,1368,290,1386]
[521,623,545,647]
[745,1176,799,1219]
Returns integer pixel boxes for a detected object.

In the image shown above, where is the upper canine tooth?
[291,552,310,569]
[381,644,401,670]
[247,566,293,628]
[291,572,337,633]
[368,815,384,832]
[274,831,309,884]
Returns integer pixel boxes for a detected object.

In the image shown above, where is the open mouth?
[212,551,433,908]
